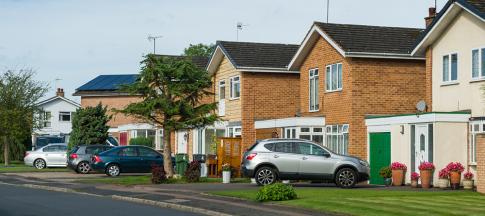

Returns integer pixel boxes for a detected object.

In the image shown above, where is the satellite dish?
[416,100,426,112]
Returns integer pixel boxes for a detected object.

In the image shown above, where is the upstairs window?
[472,48,485,79]
[42,111,51,128]
[230,76,240,99]
[309,68,319,111]
[218,80,226,100]
[326,63,342,91]
[59,112,72,122]
[443,53,458,82]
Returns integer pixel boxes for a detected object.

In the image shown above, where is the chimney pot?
[425,7,437,27]
[56,88,65,97]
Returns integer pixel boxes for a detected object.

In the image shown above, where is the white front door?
[177,130,188,154]
[414,125,429,172]
[284,127,297,138]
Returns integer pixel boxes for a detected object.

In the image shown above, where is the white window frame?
[229,76,240,100]
[326,63,343,92]
[298,127,324,144]
[442,53,458,83]
[58,111,72,122]
[226,126,241,138]
[218,80,226,100]
[309,68,319,112]
[472,47,485,80]
[469,122,484,164]
[325,124,349,155]
[42,111,52,128]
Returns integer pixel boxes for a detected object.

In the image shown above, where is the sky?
[0,0,448,102]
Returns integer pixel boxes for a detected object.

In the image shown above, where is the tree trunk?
[3,136,9,166]
[163,128,175,177]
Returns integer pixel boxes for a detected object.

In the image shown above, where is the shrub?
[438,168,449,179]
[379,167,392,178]
[129,137,154,148]
[390,162,407,171]
[151,164,166,184]
[184,161,201,183]
[411,172,420,181]
[464,171,474,180]
[446,162,464,173]
[418,162,435,171]
[256,183,297,202]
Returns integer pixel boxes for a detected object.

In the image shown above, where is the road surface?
[0,184,201,216]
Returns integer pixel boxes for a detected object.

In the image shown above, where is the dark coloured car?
[67,145,114,174]
[91,146,164,177]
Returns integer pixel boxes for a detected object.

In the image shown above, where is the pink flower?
[464,171,474,180]
[418,162,435,171]
[411,172,420,181]
[390,162,407,171]
[446,162,464,173]
[438,168,449,179]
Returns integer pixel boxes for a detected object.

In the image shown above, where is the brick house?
[205,41,300,150]
[73,55,209,155]
[256,22,426,184]
[365,0,485,187]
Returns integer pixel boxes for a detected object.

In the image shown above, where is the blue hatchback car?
[91,145,164,176]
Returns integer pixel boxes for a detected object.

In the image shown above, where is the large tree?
[117,55,218,177]
[183,43,215,58]
[69,103,112,148]
[0,69,48,166]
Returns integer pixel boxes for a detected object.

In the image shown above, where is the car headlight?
[359,160,369,167]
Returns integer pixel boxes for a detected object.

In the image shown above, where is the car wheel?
[255,167,277,186]
[77,162,91,174]
[34,159,46,169]
[106,164,120,177]
[335,168,357,188]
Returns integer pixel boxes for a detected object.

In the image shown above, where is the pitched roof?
[314,22,423,55]
[412,0,485,55]
[216,41,300,69]
[153,55,210,69]
[36,95,81,108]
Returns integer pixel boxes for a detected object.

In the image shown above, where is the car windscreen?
[86,146,111,155]
[36,137,64,148]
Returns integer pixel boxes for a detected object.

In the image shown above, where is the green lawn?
[77,175,250,186]
[0,162,69,173]
[212,188,485,216]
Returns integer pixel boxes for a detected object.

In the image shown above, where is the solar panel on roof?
[76,74,138,91]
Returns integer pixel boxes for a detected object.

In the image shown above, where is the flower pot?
[449,171,461,189]
[222,171,231,184]
[463,180,474,190]
[392,170,405,186]
[411,180,418,188]
[420,169,433,189]
[437,179,449,189]
[384,178,392,187]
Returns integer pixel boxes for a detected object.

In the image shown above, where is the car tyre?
[106,164,120,177]
[335,168,357,189]
[255,166,277,186]
[34,159,46,169]
[77,161,91,174]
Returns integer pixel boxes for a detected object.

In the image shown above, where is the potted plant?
[411,172,420,188]
[379,167,392,186]
[437,168,450,189]
[418,162,435,189]
[390,162,407,186]
[446,162,464,189]
[222,163,231,184]
[463,171,474,190]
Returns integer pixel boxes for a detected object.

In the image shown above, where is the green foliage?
[256,183,297,202]
[184,161,201,183]
[379,167,392,178]
[69,103,111,148]
[129,137,154,148]
[0,69,48,165]
[183,43,215,57]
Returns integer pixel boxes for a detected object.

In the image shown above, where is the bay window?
[325,124,349,155]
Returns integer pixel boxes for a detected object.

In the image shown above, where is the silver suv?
[241,139,370,188]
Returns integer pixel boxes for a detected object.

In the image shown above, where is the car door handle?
[302,157,308,160]
[273,155,279,158]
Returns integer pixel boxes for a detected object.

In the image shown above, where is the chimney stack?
[56,88,65,97]
[425,7,437,27]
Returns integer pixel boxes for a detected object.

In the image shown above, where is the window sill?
[440,82,459,87]
[470,79,485,84]
[309,109,320,113]
[469,162,477,166]
[229,97,240,101]
[325,89,343,93]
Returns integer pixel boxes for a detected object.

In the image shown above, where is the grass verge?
[211,188,485,216]
[77,175,251,186]
[0,161,68,173]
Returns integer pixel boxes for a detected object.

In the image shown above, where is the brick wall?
[241,72,300,149]
[81,95,144,128]
[477,134,485,193]
[425,47,433,111]
[298,37,426,159]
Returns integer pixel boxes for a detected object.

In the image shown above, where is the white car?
[24,143,68,169]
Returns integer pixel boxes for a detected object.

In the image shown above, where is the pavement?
[0,172,329,216]
[0,183,199,216]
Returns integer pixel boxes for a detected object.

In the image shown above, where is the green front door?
[369,132,391,185]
